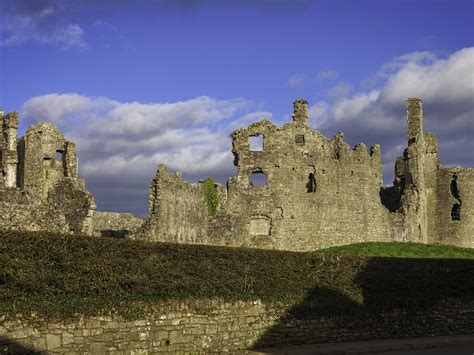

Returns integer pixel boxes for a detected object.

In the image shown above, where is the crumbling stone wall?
[137,164,209,244]
[215,100,392,250]
[92,211,144,238]
[1,299,473,353]
[383,98,473,248]
[140,98,472,251]
[140,100,394,250]
[426,167,474,248]
[0,112,96,235]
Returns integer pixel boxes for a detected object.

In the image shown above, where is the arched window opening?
[250,171,267,187]
[249,134,264,151]
[451,204,461,221]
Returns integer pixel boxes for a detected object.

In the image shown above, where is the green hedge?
[0,230,473,321]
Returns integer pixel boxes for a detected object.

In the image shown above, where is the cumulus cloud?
[311,47,474,184]
[20,94,260,215]
[287,73,305,87]
[326,82,353,101]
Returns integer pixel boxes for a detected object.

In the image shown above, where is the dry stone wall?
[1,299,473,354]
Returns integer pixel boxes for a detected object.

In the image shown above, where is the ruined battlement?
[1,98,472,250]
[138,98,473,250]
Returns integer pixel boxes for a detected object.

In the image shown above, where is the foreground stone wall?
[1,299,473,354]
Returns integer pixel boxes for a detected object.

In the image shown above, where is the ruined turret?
[1,111,19,188]
[407,97,424,145]
[292,99,309,125]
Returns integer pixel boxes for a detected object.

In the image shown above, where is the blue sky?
[1,0,473,216]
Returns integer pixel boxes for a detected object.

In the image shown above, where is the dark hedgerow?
[0,230,473,322]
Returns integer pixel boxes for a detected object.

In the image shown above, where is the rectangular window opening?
[249,134,264,151]
[295,134,305,146]
[55,150,64,161]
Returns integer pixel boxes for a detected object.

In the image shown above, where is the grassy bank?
[320,242,474,259]
[0,230,473,321]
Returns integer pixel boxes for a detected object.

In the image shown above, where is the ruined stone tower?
[1,111,19,189]
[0,113,96,234]
[291,99,309,125]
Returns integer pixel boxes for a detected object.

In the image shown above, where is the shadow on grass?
[252,257,474,349]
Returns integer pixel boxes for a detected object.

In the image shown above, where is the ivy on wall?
[202,177,218,215]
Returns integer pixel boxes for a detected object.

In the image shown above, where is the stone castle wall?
[218,110,393,250]
[428,167,474,248]
[92,211,144,238]
[1,299,473,353]
[137,164,209,244]
[139,98,472,251]
[0,111,145,238]
[1,98,472,250]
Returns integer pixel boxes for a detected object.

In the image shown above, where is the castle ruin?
[137,98,473,250]
[0,111,142,237]
[0,98,472,250]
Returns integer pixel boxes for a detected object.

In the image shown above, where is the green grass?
[0,230,473,322]
[320,242,474,259]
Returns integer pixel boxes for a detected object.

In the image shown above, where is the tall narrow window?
[249,134,264,151]
[250,171,267,187]
[307,172,316,193]
[450,176,461,200]
[55,150,64,161]
[451,203,461,220]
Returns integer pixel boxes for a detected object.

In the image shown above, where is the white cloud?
[316,69,339,81]
[308,101,328,127]
[287,73,305,87]
[315,47,474,185]
[326,82,353,101]
[20,94,261,215]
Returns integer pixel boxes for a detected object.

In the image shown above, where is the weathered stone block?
[46,333,61,350]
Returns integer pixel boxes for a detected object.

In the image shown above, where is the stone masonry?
[1,299,473,353]
[137,98,473,250]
